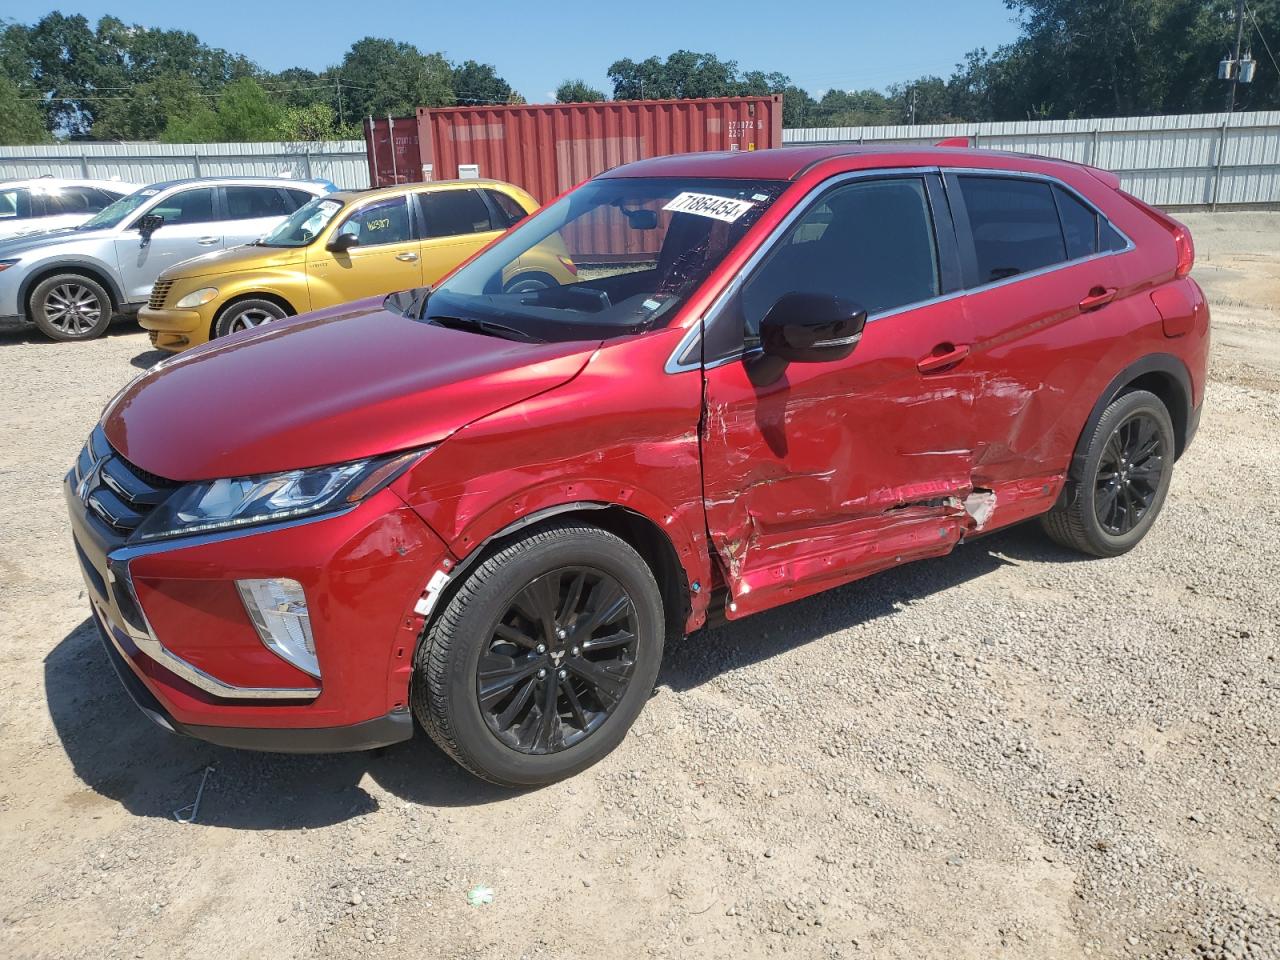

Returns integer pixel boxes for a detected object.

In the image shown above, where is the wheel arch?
[1067,353,1193,488]
[19,259,124,317]
[422,502,694,649]
[210,291,297,338]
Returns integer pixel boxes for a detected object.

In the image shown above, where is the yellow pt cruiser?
[140,179,575,351]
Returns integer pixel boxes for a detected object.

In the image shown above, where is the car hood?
[103,297,600,481]
[164,242,306,279]
[0,226,113,256]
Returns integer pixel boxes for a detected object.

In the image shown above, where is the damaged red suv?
[67,146,1209,786]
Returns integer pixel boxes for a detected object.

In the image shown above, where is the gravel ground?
[0,212,1276,960]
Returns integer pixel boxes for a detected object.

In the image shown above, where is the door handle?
[917,342,970,374]
[396,252,419,262]
[1078,286,1118,311]
[196,236,219,245]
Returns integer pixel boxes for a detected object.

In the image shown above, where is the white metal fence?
[784,111,1280,208]
[2,111,1278,207]
[0,140,370,189]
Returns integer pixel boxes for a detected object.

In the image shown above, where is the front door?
[305,195,422,308]
[699,173,976,617]
[114,186,222,304]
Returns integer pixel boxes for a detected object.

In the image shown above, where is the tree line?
[2,1,1278,146]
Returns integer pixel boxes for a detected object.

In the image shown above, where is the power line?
[1244,0,1280,80]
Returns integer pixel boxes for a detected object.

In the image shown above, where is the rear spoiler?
[935,137,971,148]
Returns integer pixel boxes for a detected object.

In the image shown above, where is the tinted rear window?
[959,176,1067,284]
[418,189,498,239]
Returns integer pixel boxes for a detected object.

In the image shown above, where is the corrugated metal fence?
[785,111,1280,208]
[0,140,370,189]
[2,111,1277,207]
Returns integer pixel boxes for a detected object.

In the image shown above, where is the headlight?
[174,287,218,308]
[131,449,425,542]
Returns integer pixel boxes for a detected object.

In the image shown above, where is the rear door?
[699,172,975,616]
[304,195,422,308]
[948,171,1132,524]
[221,185,302,247]
[114,186,222,304]
[415,188,506,284]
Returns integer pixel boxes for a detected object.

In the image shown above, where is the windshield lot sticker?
[663,192,755,223]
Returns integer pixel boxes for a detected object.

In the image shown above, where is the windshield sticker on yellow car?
[663,192,755,223]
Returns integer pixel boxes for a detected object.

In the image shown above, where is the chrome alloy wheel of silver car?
[226,307,280,333]
[44,283,103,335]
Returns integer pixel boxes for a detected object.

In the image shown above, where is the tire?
[414,522,665,787]
[1040,389,1176,557]
[29,273,113,342]
[503,271,559,294]
[213,298,288,340]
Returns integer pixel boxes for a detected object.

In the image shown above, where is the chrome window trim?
[665,164,1136,375]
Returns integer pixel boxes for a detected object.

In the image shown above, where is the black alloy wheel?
[1093,411,1165,535]
[478,566,638,755]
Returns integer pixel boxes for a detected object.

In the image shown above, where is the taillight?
[1171,221,1195,279]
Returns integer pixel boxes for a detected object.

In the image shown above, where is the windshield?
[424,177,788,343]
[261,197,344,247]
[79,188,156,230]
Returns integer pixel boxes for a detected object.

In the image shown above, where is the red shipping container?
[363,96,784,199]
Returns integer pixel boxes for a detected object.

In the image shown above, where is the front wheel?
[1041,389,1176,557]
[213,298,288,340]
[414,522,665,787]
[30,273,113,341]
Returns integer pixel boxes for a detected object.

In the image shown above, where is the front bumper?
[138,306,207,352]
[67,462,452,751]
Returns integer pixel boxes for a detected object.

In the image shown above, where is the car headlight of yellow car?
[174,287,219,308]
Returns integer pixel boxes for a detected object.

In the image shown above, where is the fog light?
[236,578,319,678]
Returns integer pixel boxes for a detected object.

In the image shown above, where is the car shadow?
[0,316,145,346]
[659,521,1092,692]
[44,620,511,830]
[45,522,1093,827]
[130,347,167,369]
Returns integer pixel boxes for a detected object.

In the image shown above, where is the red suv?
[67,146,1209,786]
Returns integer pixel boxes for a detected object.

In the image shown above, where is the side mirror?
[137,213,163,238]
[326,231,359,253]
[758,292,867,364]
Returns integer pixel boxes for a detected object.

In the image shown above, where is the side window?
[147,187,217,225]
[1100,219,1128,253]
[284,188,314,211]
[958,176,1067,284]
[42,187,99,216]
[224,186,293,220]
[741,177,941,336]
[336,197,411,247]
[1055,186,1102,260]
[418,189,499,239]
[0,188,33,221]
[484,189,528,227]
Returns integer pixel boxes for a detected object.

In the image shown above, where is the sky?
[7,0,1024,101]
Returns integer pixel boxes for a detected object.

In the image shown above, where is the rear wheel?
[413,522,664,787]
[1041,389,1175,557]
[29,273,113,341]
[213,298,288,339]
[503,271,559,294]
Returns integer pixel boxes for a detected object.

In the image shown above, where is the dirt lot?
[0,212,1277,960]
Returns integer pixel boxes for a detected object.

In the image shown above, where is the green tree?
[91,71,210,140]
[337,38,453,119]
[0,75,50,144]
[609,51,744,99]
[451,59,513,104]
[278,102,338,141]
[555,78,606,103]
[213,76,283,140]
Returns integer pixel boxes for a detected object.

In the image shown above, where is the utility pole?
[910,86,918,125]
[336,77,344,127]
[1226,0,1246,112]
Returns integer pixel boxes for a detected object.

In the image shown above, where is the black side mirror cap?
[758,292,867,364]
[327,232,360,253]
[137,213,163,237]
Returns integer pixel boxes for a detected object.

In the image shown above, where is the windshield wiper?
[428,314,541,343]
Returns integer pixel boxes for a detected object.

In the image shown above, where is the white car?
[0,176,337,341]
[0,178,138,240]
